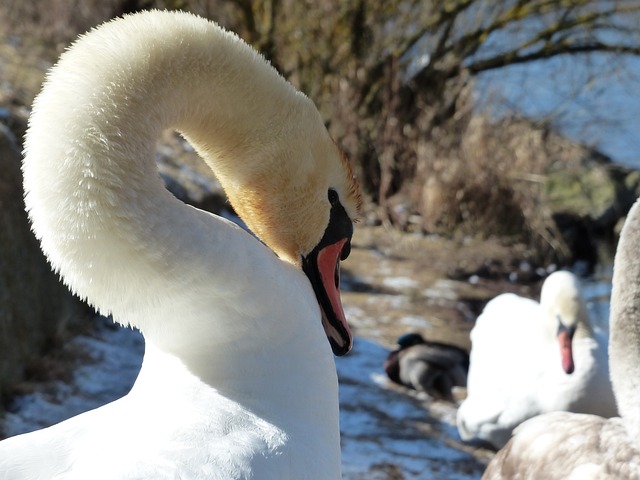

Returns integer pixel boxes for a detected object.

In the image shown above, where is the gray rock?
[0,121,85,401]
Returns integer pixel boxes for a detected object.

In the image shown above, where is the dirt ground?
[342,224,539,351]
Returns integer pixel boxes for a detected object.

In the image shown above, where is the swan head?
[164,26,362,356]
[540,271,585,374]
[212,132,361,356]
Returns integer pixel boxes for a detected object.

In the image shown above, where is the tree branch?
[466,41,640,75]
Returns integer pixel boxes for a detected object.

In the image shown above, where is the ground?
[0,220,614,478]
[1,223,553,479]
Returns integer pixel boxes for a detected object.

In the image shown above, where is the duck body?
[384,333,469,400]
[457,271,616,449]
[1,9,361,479]
[483,200,640,477]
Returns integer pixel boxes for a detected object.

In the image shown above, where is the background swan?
[0,10,361,479]
[457,270,616,449]
[483,199,640,479]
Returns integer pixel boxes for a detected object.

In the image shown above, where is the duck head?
[397,332,427,349]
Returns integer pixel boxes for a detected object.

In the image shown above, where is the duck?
[483,200,640,479]
[383,332,469,401]
[0,10,361,479]
[456,270,616,449]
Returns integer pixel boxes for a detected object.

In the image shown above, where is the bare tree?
[154,0,640,264]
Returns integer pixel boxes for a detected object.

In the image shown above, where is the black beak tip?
[330,337,352,356]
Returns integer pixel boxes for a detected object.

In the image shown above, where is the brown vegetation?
[0,122,88,403]
[1,0,639,267]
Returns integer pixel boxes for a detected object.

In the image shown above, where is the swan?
[456,270,616,449]
[383,332,469,401]
[0,10,361,479]
[483,199,640,479]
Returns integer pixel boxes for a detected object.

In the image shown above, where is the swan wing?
[467,293,542,394]
[483,412,640,480]
[457,293,545,447]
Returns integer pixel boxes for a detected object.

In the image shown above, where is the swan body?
[457,271,616,449]
[384,332,469,401]
[1,10,361,479]
[483,200,640,479]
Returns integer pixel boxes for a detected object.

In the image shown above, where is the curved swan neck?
[23,11,327,322]
[20,12,345,476]
[610,199,640,440]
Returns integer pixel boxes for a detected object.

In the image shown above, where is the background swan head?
[540,271,588,374]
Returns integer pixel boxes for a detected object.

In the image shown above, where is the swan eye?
[328,189,339,206]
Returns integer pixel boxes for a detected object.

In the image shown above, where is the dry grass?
[332,63,589,265]
[411,115,586,261]
[0,3,607,246]
[0,0,620,268]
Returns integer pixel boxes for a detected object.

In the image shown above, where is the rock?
[0,121,85,401]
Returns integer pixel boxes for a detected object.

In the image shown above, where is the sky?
[473,33,640,168]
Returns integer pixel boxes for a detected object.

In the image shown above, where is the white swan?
[483,200,640,479]
[0,10,361,479]
[456,270,616,449]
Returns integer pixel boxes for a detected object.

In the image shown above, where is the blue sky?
[473,40,640,168]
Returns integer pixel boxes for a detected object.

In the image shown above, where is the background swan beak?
[557,326,575,374]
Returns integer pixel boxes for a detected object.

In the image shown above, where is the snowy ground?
[0,197,612,479]
[337,338,487,479]
[0,261,612,479]
[0,313,488,479]
[1,317,143,437]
